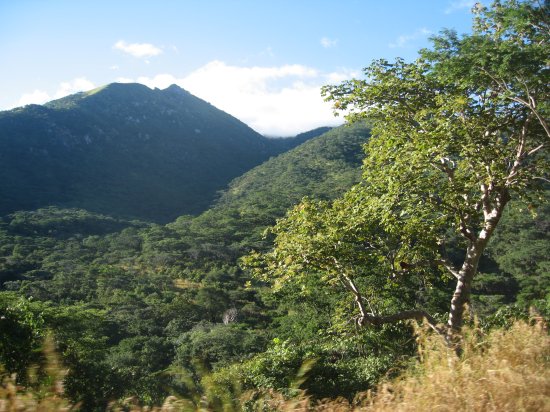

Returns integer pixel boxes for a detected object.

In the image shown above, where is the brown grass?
[1,321,548,411]
[0,335,73,412]
[313,320,550,412]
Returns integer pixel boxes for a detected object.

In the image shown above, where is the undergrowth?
[1,320,548,411]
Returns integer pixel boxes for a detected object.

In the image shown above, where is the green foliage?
[0,6,548,404]
[321,0,548,331]
[0,116,546,408]
[0,293,45,381]
[206,324,412,401]
[487,196,550,307]
[0,123,370,408]
[173,322,267,370]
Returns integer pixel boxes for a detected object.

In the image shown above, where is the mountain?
[0,83,313,223]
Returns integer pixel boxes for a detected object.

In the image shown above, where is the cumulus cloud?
[18,90,51,106]
[113,40,163,58]
[54,77,95,99]
[389,28,432,48]
[445,0,476,14]
[16,77,95,107]
[131,61,353,136]
[320,37,338,48]
[11,63,354,136]
[325,69,361,84]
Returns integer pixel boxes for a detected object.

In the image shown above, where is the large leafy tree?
[245,0,549,343]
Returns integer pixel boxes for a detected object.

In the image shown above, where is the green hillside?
[0,122,547,410]
[176,122,371,256]
[0,83,310,223]
[0,124,372,408]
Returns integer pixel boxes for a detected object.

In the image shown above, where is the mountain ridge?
[0,83,323,222]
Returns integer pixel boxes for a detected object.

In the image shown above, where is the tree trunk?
[447,189,510,344]
[447,243,482,333]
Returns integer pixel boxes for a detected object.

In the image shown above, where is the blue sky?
[1,0,477,135]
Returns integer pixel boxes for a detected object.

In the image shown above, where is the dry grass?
[313,320,550,412]
[239,320,550,411]
[1,321,548,411]
[0,335,73,412]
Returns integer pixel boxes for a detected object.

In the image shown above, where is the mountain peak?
[164,83,185,92]
[0,81,303,222]
[39,83,194,111]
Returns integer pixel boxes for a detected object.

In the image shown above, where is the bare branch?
[437,258,460,279]
[510,96,550,140]
[340,272,370,326]
[506,116,530,187]
[333,264,444,335]
[526,143,545,157]
[479,67,550,139]
[459,217,476,242]
[359,309,445,336]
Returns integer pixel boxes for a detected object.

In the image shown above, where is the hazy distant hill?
[0,83,314,222]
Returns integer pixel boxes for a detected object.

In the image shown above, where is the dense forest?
[0,1,548,410]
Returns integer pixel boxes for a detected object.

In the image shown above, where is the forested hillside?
[0,124,375,409]
[0,1,548,410]
[0,83,313,222]
[1,123,547,410]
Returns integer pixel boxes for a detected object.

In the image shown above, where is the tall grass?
[0,335,72,411]
[235,320,549,411]
[1,321,548,411]
[315,320,550,412]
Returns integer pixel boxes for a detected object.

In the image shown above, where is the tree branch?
[360,309,444,335]
[331,261,445,333]
[506,115,530,187]
[526,143,545,157]
[437,257,460,279]
[478,67,550,140]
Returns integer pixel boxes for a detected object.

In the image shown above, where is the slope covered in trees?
[0,83,312,222]
[0,125,373,409]
[0,120,546,410]
[0,1,548,409]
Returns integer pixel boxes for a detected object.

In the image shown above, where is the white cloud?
[445,0,476,14]
[113,40,163,58]
[18,89,51,106]
[136,73,179,89]
[110,65,120,70]
[16,77,95,107]
[389,28,432,48]
[54,77,95,99]
[11,63,351,136]
[325,69,361,84]
[131,61,349,136]
[321,37,338,48]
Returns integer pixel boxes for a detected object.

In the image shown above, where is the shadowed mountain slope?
[0,83,313,222]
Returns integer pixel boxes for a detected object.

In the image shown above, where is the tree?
[0,293,45,382]
[245,0,549,345]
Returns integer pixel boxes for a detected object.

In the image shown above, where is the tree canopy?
[245,0,549,344]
